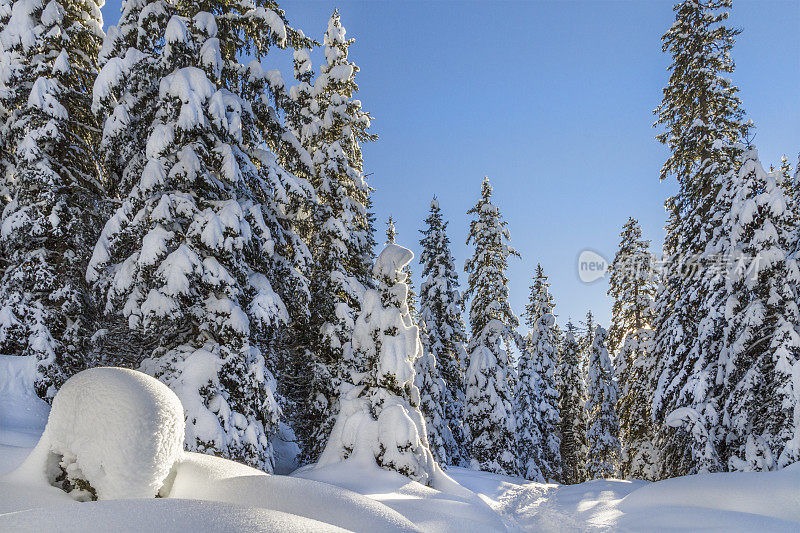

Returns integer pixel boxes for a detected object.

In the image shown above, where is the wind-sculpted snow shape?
[6,367,185,500]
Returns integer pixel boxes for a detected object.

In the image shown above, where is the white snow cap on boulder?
[9,367,185,500]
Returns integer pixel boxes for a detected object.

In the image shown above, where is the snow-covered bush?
[10,367,185,501]
[319,244,437,485]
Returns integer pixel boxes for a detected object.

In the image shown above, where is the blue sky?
[100,1,799,330]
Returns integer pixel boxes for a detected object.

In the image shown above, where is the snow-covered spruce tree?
[586,326,621,479]
[88,0,173,367]
[463,177,520,476]
[516,346,545,482]
[289,10,377,463]
[415,320,457,467]
[418,197,469,466]
[0,0,105,399]
[91,0,168,200]
[721,148,800,471]
[557,322,588,484]
[607,218,656,355]
[652,0,749,478]
[775,156,796,227]
[518,264,562,481]
[0,0,14,213]
[790,156,800,257]
[616,328,659,480]
[385,214,453,464]
[87,4,313,471]
[607,217,659,479]
[580,310,595,383]
[320,243,437,484]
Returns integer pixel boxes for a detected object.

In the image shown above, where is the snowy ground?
[1,356,799,532]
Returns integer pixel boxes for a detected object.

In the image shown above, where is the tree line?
[0,0,797,484]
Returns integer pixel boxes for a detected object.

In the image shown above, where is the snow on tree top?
[373,244,414,283]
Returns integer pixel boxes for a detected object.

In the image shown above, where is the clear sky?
[100,0,799,330]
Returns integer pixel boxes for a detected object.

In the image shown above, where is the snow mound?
[0,498,347,532]
[618,468,800,527]
[166,451,420,532]
[8,367,185,500]
[297,461,507,533]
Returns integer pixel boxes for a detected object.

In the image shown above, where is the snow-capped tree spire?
[580,310,595,383]
[320,243,437,485]
[463,177,520,476]
[0,0,105,399]
[386,215,397,244]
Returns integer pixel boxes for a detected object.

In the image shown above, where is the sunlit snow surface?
[2,355,799,532]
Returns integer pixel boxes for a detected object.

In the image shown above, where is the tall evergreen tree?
[321,243,437,485]
[89,1,172,366]
[418,198,468,465]
[519,264,562,481]
[0,0,105,399]
[88,2,311,471]
[0,0,14,214]
[557,322,588,484]
[616,328,659,480]
[607,218,656,354]
[516,346,546,482]
[607,217,659,479]
[580,310,595,383]
[415,323,457,467]
[385,214,452,464]
[722,148,800,470]
[586,326,621,479]
[290,11,377,463]
[652,0,749,477]
[463,177,519,476]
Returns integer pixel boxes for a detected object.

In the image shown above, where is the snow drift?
[7,367,185,500]
[618,466,800,526]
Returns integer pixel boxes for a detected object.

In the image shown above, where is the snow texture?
[7,367,185,500]
[1,388,800,532]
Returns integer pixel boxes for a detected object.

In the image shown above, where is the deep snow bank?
[7,367,185,500]
[297,460,508,533]
[0,498,348,532]
[617,467,800,529]
[166,451,420,532]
